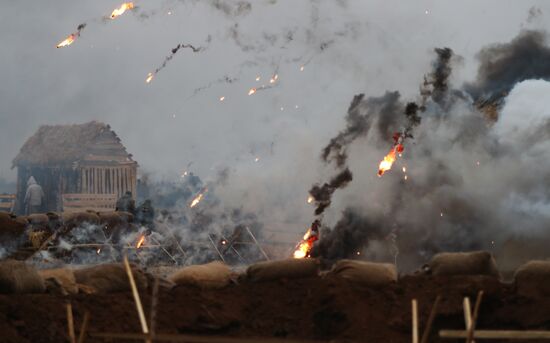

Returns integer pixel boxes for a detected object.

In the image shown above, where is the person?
[115,191,136,214]
[24,176,44,215]
[135,199,155,232]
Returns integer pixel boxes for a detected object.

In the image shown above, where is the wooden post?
[123,254,150,343]
[412,299,418,343]
[467,291,484,343]
[77,311,90,343]
[420,295,441,343]
[66,302,76,343]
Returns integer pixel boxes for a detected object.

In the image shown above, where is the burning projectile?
[378,133,405,177]
[248,88,256,95]
[110,2,134,19]
[293,220,320,259]
[56,23,86,48]
[190,188,208,208]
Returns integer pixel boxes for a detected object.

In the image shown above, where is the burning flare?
[307,195,314,204]
[293,220,320,259]
[145,73,154,83]
[190,188,207,208]
[110,2,134,19]
[136,234,145,249]
[378,133,405,177]
[248,88,257,96]
[56,34,76,48]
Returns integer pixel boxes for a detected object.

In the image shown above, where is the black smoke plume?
[464,30,550,119]
[309,168,352,216]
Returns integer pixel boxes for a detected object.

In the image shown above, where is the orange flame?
[136,235,145,249]
[110,2,134,19]
[56,34,76,48]
[293,226,318,259]
[378,147,397,177]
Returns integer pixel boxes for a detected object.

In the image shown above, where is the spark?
[404,175,408,180]
[255,76,260,81]
[254,157,260,162]
[356,251,361,255]
[145,73,154,83]
[167,11,172,15]
[172,114,176,119]
[300,65,305,71]
[295,105,299,109]
[280,107,284,111]
[425,9,429,15]
[96,248,101,254]
[440,212,444,217]
[219,96,225,101]
[402,167,407,173]
[221,240,227,245]
[476,161,480,166]
[248,88,256,96]
[110,2,135,19]
[307,195,314,204]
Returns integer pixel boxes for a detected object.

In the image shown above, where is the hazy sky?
[1,0,549,228]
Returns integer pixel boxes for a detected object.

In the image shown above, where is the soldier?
[115,191,136,215]
[24,176,44,215]
[135,199,155,232]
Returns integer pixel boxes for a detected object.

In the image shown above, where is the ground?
[1,274,550,342]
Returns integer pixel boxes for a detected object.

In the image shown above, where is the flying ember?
[190,188,207,208]
[110,2,134,19]
[145,73,154,83]
[136,234,146,249]
[307,195,314,204]
[248,88,257,96]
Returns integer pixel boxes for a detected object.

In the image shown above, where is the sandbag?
[0,213,27,243]
[328,260,397,288]
[247,258,320,282]
[73,263,148,293]
[62,211,100,232]
[426,251,500,278]
[169,261,233,289]
[514,261,550,298]
[39,268,78,294]
[27,213,49,226]
[0,260,45,294]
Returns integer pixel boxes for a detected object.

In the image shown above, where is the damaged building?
[12,121,138,213]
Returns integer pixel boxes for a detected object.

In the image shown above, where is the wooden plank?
[89,332,323,343]
[440,330,550,339]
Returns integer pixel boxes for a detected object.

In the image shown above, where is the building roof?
[13,121,136,167]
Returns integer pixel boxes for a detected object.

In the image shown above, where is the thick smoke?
[312,30,550,271]
[465,30,550,119]
[309,168,352,215]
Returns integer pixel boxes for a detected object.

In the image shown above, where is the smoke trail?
[309,168,352,216]
[146,43,204,83]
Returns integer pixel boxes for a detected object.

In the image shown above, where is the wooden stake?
[420,295,441,343]
[66,303,76,343]
[123,254,150,343]
[412,299,419,343]
[467,291,484,343]
[77,311,90,343]
[245,226,270,261]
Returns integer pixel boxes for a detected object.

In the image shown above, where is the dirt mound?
[514,260,550,298]
[425,251,500,278]
[247,258,319,282]
[73,263,147,293]
[327,260,397,288]
[0,260,44,294]
[169,261,233,289]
